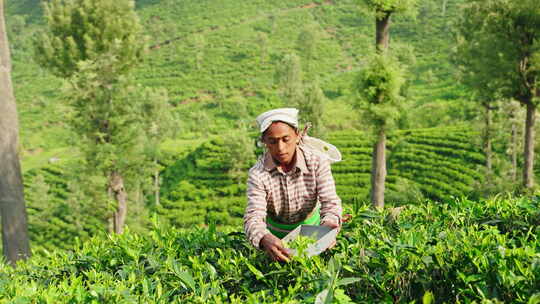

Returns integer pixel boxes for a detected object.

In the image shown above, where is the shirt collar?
[263,147,308,174]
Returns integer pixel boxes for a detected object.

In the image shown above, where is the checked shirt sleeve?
[243,169,271,248]
[316,159,343,226]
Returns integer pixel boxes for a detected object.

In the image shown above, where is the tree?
[355,0,417,209]
[303,79,326,138]
[0,0,31,264]
[455,10,509,184]
[275,54,326,137]
[503,100,524,183]
[34,0,167,234]
[139,88,175,206]
[458,0,540,190]
[275,53,304,107]
[35,0,144,78]
[223,126,256,184]
[297,26,318,73]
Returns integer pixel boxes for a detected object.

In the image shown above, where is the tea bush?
[2,196,540,303]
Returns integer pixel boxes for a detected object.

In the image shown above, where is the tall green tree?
[356,0,417,209]
[34,0,167,234]
[297,26,318,73]
[275,54,326,137]
[455,8,511,185]
[35,0,144,78]
[458,0,540,190]
[303,79,326,138]
[139,88,174,206]
[0,0,31,264]
[276,53,304,107]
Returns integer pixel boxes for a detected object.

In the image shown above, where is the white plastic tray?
[282,225,338,257]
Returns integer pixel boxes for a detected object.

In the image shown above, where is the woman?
[244,108,342,262]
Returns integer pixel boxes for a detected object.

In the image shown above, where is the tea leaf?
[336,277,361,287]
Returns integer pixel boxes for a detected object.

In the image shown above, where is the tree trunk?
[154,158,160,206]
[0,0,31,265]
[523,102,536,189]
[484,105,492,174]
[370,129,386,209]
[511,118,518,182]
[375,12,391,53]
[370,11,391,210]
[109,171,127,234]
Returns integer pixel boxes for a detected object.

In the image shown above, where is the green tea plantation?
[2,196,540,303]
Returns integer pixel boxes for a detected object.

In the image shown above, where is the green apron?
[266,207,320,238]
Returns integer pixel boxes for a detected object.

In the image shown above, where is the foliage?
[354,53,406,130]
[2,196,540,302]
[303,80,327,138]
[285,235,317,256]
[222,129,257,183]
[64,60,145,180]
[10,0,472,154]
[329,127,485,204]
[275,53,304,108]
[33,0,176,233]
[7,0,536,253]
[359,0,418,17]
[275,53,326,137]
[34,0,145,78]
[296,25,318,72]
[457,0,540,104]
[157,137,256,227]
[23,163,110,251]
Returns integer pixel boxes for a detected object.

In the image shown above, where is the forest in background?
[4,0,539,250]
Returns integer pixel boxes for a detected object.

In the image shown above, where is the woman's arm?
[244,170,271,248]
[315,159,343,227]
[244,169,292,262]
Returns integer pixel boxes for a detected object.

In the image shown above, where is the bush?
[2,196,540,303]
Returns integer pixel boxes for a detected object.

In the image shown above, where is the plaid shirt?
[244,146,342,248]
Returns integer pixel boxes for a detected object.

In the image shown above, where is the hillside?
[22,126,484,248]
[6,0,471,157]
[4,2,540,302]
[5,0,538,254]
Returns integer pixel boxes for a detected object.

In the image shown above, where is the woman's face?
[263,122,299,166]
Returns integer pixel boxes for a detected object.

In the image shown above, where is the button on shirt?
[244,147,343,248]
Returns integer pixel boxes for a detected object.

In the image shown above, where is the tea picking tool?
[281,225,338,257]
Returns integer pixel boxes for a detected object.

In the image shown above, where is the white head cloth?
[256,108,299,133]
[255,108,342,164]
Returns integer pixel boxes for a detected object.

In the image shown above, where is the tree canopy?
[35,0,144,78]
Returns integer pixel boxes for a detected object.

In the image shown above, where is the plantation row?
[329,127,484,204]
[19,127,485,250]
[22,164,109,251]
[2,196,540,303]
[156,127,484,228]
[7,0,470,166]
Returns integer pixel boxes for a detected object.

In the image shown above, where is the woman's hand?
[321,221,339,230]
[260,233,291,262]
